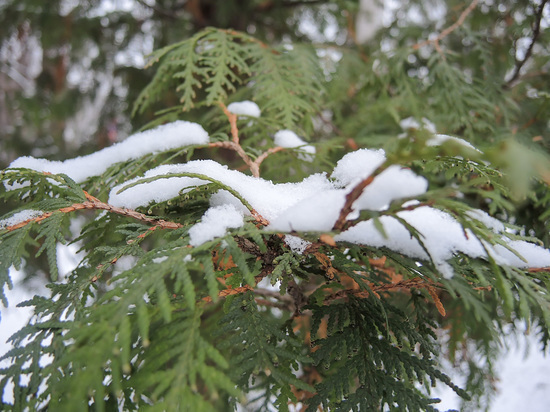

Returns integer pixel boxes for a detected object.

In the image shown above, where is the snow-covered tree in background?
[2,1,550,411]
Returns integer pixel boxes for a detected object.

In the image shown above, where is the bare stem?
[505,0,549,88]
[6,191,183,232]
[332,161,389,231]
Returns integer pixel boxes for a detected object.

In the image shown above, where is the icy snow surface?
[8,121,209,182]
[227,100,261,118]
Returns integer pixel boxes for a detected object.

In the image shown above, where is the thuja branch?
[413,0,479,55]
[5,191,182,232]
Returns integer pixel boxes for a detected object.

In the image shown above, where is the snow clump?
[8,121,209,183]
[227,101,261,118]
[273,130,316,161]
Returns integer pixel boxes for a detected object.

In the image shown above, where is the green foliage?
[134,27,324,131]
[2,3,550,411]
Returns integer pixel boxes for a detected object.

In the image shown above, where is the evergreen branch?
[505,0,549,88]
[332,161,390,231]
[5,192,182,232]
[413,0,479,55]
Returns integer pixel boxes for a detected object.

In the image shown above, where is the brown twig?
[212,102,285,178]
[323,277,443,305]
[413,0,479,55]
[332,161,389,231]
[252,146,285,176]
[505,0,549,88]
[5,191,183,232]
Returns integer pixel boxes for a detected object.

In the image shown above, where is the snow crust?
[227,100,261,118]
[8,121,209,182]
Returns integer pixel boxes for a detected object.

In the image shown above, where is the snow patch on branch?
[101,146,550,277]
[0,210,45,229]
[189,205,243,246]
[227,100,261,118]
[273,130,315,161]
[8,121,209,183]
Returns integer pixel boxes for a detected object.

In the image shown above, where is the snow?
[268,189,347,232]
[8,121,209,182]
[428,133,479,152]
[109,160,334,222]
[331,148,386,186]
[109,164,208,209]
[352,165,428,211]
[188,204,244,246]
[2,265,549,408]
[273,130,316,161]
[399,117,480,152]
[103,144,550,276]
[400,116,437,133]
[227,100,261,118]
[5,119,549,275]
[335,206,486,278]
[432,331,550,412]
[0,209,44,229]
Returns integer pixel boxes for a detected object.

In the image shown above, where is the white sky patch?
[273,130,316,161]
[0,210,44,229]
[227,100,261,118]
[188,205,244,246]
[8,121,209,183]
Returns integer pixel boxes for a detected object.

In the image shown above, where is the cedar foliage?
[2,2,550,411]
